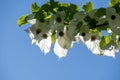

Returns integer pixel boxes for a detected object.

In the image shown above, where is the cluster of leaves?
[18,0,81,26]
[18,0,120,57]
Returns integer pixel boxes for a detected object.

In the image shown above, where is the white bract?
[27,19,36,25]
[54,39,68,58]
[26,14,36,25]
[36,36,52,54]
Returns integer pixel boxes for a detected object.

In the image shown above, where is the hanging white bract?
[18,0,120,58]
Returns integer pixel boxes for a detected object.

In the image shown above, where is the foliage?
[17,0,120,58]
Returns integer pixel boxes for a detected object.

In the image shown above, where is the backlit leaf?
[100,36,110,49]
[17,15,27,27]
[31,2,40,13]
[82,2,93,13]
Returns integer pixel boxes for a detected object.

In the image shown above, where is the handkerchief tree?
[18,0,120,58]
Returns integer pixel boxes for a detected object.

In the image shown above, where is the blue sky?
[0,0,120,80]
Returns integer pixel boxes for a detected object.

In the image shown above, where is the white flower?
[74,24,90,43]
[25,20,52,54]
[49,11,66,32]
[67,12,86,42]
[26,20,50,43]
[106,8,120,35]
[54,39,68,58]
[25,20,42,44]
[53,25,73,58]
[101,40,119,58]
[79,25,90,42]
[84,32,102,55]
[87,9,107,26]
[57,27,73,49]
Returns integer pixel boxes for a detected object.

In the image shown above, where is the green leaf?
[35,10,48,20]
[31,2,40,13]
[17,15,27,27]
[109,0,120,7]
[100,36,110,49]
[61,3,69,8]
[50,1,60,13]
[95,8,106,17]
[112,3,120,14]
[41,2,51,12]
[41,1,60,14]
[51,32,56,43]
[58,3,69,11]
[84,16,98,29]
[82,2,93,13]
[111,33,116,39]
[68,3,80,13]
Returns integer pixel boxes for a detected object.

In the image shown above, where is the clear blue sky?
[0,0,120,80]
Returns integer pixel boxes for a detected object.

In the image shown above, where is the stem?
[95,21,109,28]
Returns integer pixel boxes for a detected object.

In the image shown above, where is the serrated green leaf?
[109,0,120,7]
[95,8,106,17]
[31,2,40,13]
[17,15,27,27]
[100,36,110,49]
[82,2,93,13]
